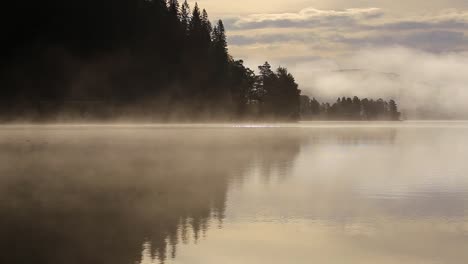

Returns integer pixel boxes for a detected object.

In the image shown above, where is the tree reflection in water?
[0,126,395,264]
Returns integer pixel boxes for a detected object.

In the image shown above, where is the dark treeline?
[1,0,403,122]
[300,95,401,121]
[0,0,301,121]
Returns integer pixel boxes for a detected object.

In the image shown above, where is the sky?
[189,0,468,118]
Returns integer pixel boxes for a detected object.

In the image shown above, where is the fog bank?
[291,47,468,119]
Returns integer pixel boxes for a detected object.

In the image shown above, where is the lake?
[1,121,468,264]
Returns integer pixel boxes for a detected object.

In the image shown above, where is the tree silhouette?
[0,0,401,122]
[300,95,401,121]
[388,99,401,120]
[180,1,191,34]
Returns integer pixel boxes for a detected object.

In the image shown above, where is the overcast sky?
[188,0,468,60]
[189,1,468,118]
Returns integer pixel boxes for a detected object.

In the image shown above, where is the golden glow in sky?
[183,1,468,114]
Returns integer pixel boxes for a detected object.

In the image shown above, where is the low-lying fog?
[1,122,468,264]
[288,47,468,119]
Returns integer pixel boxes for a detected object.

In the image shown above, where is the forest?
[0,0,400,121]
[300,96,401,121]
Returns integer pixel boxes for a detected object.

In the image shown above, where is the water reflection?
[0,127,308,264]
[1,124,466,264]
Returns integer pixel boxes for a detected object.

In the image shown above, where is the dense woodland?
[0,0,300,121]
[0,0,400,121]
[300,96,401,121]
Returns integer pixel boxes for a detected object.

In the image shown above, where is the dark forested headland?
[0,0,401,122]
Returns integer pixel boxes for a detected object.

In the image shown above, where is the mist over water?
[291,47,468,119]
[1,122,468,264]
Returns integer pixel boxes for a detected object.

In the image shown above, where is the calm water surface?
[1,121,468,264]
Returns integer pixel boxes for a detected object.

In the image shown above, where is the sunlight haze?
[188,0,468,118]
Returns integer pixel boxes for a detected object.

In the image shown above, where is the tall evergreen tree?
[254,62,275,104]
[168,0,180,19]
[188,3,209,56]
[189,3,202,37]
[275,67,300,119]
[229,60,255,116]
[212,20,228,66]
[180,0,191,34]
[388,99,401,120]
[201,9,213,38]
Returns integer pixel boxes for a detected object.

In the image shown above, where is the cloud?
[366,10,468,31]
[227,8,384,29]
[226,8,468,30]
[226,8,468,58]
[228,33,314,46]
[289,47,468,119]
[225,8,468,118]
[337,30,468,52]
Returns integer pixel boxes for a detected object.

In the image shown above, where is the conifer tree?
[212,20,228,66]
[180,0,191,34]
[255,62,275,103]
[275,67,300,119]
[168,0,180,20]
[201,9,212,36]
[389,99,401,120]
[189,3,202,36]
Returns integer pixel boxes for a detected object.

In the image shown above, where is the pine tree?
[168,0,180,20]
[352,96,361,119]
[229,60,256,117]
[180,0,191,34]
[189,3,202,36]
[258,62,274,80]
[388,99,401,120]
[257,62,278,117]
[249,62,272,105]
[201,9,212,36]
[275,67,300,119]
[311,98,320,115]
[257,62,275,100]
[212,20,228,65]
